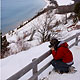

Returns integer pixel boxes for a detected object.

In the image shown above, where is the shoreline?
[22,0,50,24]
[3,0,50,36]
[16,0,50,31]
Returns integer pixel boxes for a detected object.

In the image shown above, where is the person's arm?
[51,47,64,60]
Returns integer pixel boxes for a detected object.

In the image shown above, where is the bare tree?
[1,36,10,58]
[33,11,57,43]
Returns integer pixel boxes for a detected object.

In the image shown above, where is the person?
[49,38,74,74]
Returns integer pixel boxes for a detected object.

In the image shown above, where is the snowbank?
[56,0,74,6]
[1,37,80,80]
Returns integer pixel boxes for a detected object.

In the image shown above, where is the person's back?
[53,41,73,64]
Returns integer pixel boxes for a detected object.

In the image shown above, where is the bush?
[74,2,80,20]
[1,36,10,58]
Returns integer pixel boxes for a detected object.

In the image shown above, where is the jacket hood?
[58,41,68,48]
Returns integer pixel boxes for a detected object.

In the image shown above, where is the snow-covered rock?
[56,0,74,6]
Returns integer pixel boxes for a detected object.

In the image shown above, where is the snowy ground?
[0,42,52,80]
[0,40,80,80]
[56,0,74,6]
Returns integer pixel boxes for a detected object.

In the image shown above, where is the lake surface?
[1,0,46,34]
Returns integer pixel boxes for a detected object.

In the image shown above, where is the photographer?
[49,38,74,74]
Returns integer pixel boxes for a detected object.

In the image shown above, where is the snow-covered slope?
[4,0,78,56]
[0,42,52,80]
[5,12,66,54]
[2,0,76,56]
[0,32,80,80]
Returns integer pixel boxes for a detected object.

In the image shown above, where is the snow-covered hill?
[0,35,80,80]
[5,14,80,56]
[2,0,76,57]
[1,28,80,80]
[1,42,51,80]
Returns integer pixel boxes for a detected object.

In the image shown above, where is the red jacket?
[52,42,73,63]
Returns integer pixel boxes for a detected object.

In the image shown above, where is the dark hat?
[49,38,58,48]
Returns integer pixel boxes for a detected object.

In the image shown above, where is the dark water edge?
[1,0,46,35]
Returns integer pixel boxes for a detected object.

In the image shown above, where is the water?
[1,0,46,34]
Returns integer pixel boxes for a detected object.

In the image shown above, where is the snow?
[54,14,65,21]
[1,37,80,80]
[0,42,51,80]
[76,21,80,25]
[56,0,74,6]
[60,29,80,40]
[44,0,74,6]
[5,11,77,54]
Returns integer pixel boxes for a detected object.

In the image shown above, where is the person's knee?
[51,59,55,63]
[51,59,56,66]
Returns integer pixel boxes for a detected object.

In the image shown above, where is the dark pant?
[51,59,72,72]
